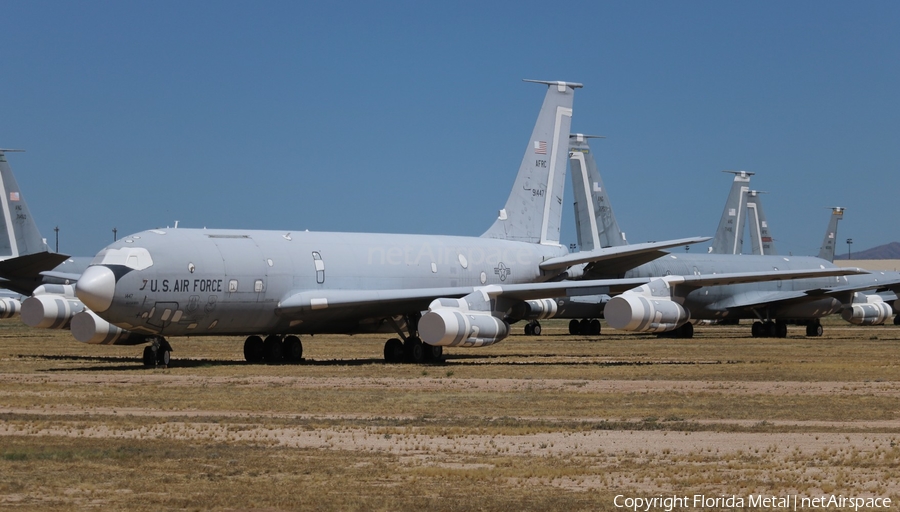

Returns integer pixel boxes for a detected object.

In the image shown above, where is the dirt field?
[1,317,899,511]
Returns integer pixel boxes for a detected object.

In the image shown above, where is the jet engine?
[419,294,510,347]
[0,297,21,318]
[605,294,690,333]
[21,294,85,329]
[70,311,145,345]
[522,298,559,320]
[841,295,893,326]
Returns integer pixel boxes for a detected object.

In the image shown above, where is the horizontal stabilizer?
[40,270,83,282]
[0,251,71,280]
[539,237,711,272]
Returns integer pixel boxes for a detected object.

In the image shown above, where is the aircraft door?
[312,251,325,284]
[210,235,268,303]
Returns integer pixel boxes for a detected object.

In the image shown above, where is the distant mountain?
[834,241,900,260]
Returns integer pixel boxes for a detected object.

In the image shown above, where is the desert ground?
[1,317,899,511]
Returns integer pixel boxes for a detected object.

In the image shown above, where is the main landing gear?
[142,337,173,368]
[383,313,443,364]
[242,335,304,363]
[751,320,789,338]
[524,320,542,336]
[568,318,601,336]
[894,314,900,326]
[804,320,824,337]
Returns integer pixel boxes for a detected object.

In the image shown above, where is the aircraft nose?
[76,265,116,313]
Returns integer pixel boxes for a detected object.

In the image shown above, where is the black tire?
[384,338,403,363]
[422,344,443,362]
[404,337,425,364]
[894,315,900,326]
[751,321,763,338]
[589,319,601,335]
[680,322,694,339]
[568,319,580,335]
[524,323,534,336]
[284,335,303,362]
[531,322,542,336]
[264,335,284,363]
[579,319,590,335]
[765,321,777,338]
[157,349,171,366]
[775,321,788,338]
[243,335,264,363]
[142,346,156,367]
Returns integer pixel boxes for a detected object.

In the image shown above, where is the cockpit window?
[90,247,154,270]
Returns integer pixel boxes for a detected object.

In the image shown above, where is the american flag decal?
[9,192,19,201]
[533,140,547,154]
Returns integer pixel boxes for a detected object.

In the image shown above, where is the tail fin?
[569,134,627,251]
[0,150,49,259]
[481,80,580,245]
[817,207,844,262]
[745,190,777,255]
[709,170,753,254]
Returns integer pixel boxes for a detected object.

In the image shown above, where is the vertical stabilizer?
[817,207,844,262]
[709,170,753,254]
[481,80,580,245]
[745,190,777,255]
[569,134,627,251]
[0,150,49,259]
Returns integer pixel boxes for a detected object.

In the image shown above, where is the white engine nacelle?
[605,294,690,333]
[841,296,893,326]
[21,294,85,329]
[70,310,143,345]
[419,308,509,347]
[523,298,559,320]
[0,297,21,318]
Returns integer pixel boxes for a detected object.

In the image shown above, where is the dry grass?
[1,317,900,510]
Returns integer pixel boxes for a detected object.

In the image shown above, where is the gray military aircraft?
[72,80,860,365]
[69,80,703,365]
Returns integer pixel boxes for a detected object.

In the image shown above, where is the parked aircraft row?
[0,79,895,367]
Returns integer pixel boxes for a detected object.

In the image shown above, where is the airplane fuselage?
[84,228,569,336]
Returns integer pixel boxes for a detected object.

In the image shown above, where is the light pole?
[846,238,853,259]
[113,227,117,241]
[54,226,59,253]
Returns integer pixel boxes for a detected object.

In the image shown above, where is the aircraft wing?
[720,273,900,311]
[0,252,71,279]
[539,237,711,273]
[274,278,650,320]
[674,267,867,289]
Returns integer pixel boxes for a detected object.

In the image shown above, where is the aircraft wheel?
[284,335,303,362]
[157,349,171,367]
[422,344,443,362]
[775,321,788,338]
[264,335,284,362]
[243,335,264,363]
[813,323,823,337]
[764,321,777,338]
[579,319,590,335]
[531,322,542,336]
[751,321,763,338]
[404,337,425,364]
[680,322,694,339]
[894,314,900,326]
[589,319,601,335]
[384,338,404,363]
[524,323,534,336]
[142,346,156,367]
[568,319,580,335]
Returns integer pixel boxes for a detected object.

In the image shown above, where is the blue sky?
[1,1,897,258]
